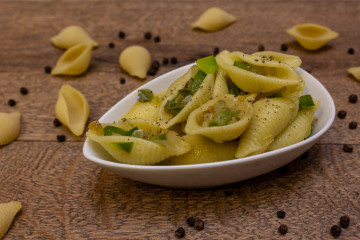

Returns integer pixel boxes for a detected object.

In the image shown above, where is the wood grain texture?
[0,0,359,239]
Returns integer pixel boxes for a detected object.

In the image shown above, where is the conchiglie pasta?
[252,51,302,69]
[119,45,151,79]
[192,7,236,32]
[51,43,93,76]
[55,84,89,136]
[0,201,22,239]
[348,67,360,81]
[0,112,21,146]
[51,25,98,49]
[212,68,229,98]
[286,23,338,50]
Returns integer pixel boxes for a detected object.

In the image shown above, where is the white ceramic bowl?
[83,64,335,188]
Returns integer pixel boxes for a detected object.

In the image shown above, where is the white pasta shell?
[0,112,21,146]
[119,45,151,79]
[192,7,236,32]
[286,23,338,50]
[252,51,302,69]
[51,43,93,76]
[212,68,229,98]
[348,67,360,81]
[51,25,98,49]
[0,201,22,239]
[55,84,89,136]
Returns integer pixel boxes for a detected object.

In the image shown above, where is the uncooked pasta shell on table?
[55,84,89,136]
[252,51,302,69]
[51,25,98,49]
[0,112,21,146]
[119,45,151,79]
[286,23,338,50]
[192,7,236,32]
[51,43,93,76]
[0,201,22,239]
[348,67,360,81]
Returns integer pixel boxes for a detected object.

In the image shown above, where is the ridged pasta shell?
[0,201,22,239]
[192,7,236,32]
[286,23,338,50]
[51,43,93,76]
[348,67,360,81]
[216,51,301,93]
[157,65,215,128]
[212,68,229,98]
[0,112,21,146]
[86,119,191,165]
[269,100,320,151]
[51,25,98,49]
[119,46,151,79]
[160,134,237,165]
[55,84,89,136]
[185,94,256,143]
[252,51,302,68]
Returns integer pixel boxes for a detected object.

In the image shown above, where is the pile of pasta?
[86,50,320,165]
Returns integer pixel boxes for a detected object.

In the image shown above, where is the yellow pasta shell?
[252,51,302,68]
[55,84,89,136]
[51,43,93,76]
[348,67,360,81]
[192,7,236,32]
[212,68,229,98]
[0,112,21,146]
[0,201,21,239]
[119,45,151,79]
[216,51,301,93]
[185,94,256,143]
[286,23,338,50]
[51,25,98,49]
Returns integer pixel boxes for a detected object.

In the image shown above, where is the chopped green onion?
[104,126,128,136]
[209,109,240,127]
[149,134,167,141]
[132,129,144,138]
[189,70,207,93]
[125,127,139,136]
[229,83,246,96]
[111,142,134,153]
[234,61,253,72]
[299,95,315,109]
[137,89,154,102]
[196,56,218,74]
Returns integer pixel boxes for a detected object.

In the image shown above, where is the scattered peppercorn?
[147,67,158,76]
[118,31,126,39]
[170,57,178,64]
[57,135,66,142]
[175,227,185,238]
[194,219,204,230]
[258,44,265,51]
[162,58,169,65]
[330,225,341,237]
[278,224,288,235]
[152,60,160,70]
[337,110,347,119]
[280,44,288,51]
[154,36,161,43]
[20,87,28,95]
[120,77,126,84]
[276,210,286,219]
[213,47,219,56]
[144,32,152,39]
[44,66,52,74]
[347,48,354,55]
[108,42,115,48]
[349,121,357,129]
[343,144,353,153]
[187,217,196,227]
[349,94,358,103]
[8,99,16,106]
[339,215,350,228]
[53,118,62,127]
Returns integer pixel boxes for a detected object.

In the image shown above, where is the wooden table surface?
[1,0,359,239]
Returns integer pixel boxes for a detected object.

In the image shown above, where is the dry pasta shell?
[192,7,236,32]
[55,84,89,136]
[212,68,229,98]
[51,25,98,49]
[185,94,256,143]
[216,51,301,93]
[0,201,22,239]
[286,23,338,50]
[51,43,93,76]
[348,67,360,81]
[0,112,21,146]
[119,45,151,79]
[252,51,302,68]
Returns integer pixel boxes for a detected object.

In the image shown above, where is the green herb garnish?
[189,70,207,93]
[149,134,167,141]
[111,142,134,153]
[209,109,240,127]
[196,56,218,74]
[299,95,315,109]
[137,89,154,102]
[104,126,128,136]
[234,61,253,72]
[229,82,246,96]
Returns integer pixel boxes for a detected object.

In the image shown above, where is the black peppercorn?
[120,77,126,84]
[349,94,358,103]
[258,44,265,51]
[347,48,354,55]
[337,110,347,119]
[53,118,62,127]
[187,217,196,227]
[162,58,169,65]
[280,44,288,51]
[343,144,353,153]
[170,57,178,64]
[213,47,220,56]
[349,121,357,129]
[144,32,152,39]
[175,227,185,238]
[154,36,161,42]
[152,61,160,70]
[330,225,341,237]
[44,66,52,74]
[339,215,350,228]
[108,42,115,48]
[57,135,66,142]
[20,87,28,95]
[147,67,158,76]
[278,224,288,235]
[276,210,286,219]
[118,31,126,39]
[194,219,204,230]
[8,99,16,106]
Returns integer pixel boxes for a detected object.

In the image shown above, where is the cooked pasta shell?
[212,68,229,98]
[55,84,89,136]
[51,25,98,49]
[0,112,21,146]
[119,45,151,79]
[235,96,299,158]
[0,201,22,239]
[269,100,320,151]
[286,23,339,50]
[86,119,191,165]
[160,134,237,165]
[185,94,256,143]
[216,51,301,93]
[192,7,236,32]
[348,67,360,81]
[51,43,93,76]
[252,51,302,68]
[157,65,215,128]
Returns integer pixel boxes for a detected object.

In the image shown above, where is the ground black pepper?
[8,99,16,106]
[120,77,126,84]
[339,215,350,228]
[154,36,161,42]
[280,44,288,51]
[337,110,347,119]
[170,57,178,64]
[194,219,204,230]
[349,94,358,103]
[144,32,152,39]
[20,87,28,95]
[175,227,185,238]
[278,224,288,235]
[276,210,286,219]
[349,121,357,129]
[258,44,265,51]
[162,58,169,65]
[347,48,354,55]
[213,47,219,55]
[330,225,341,237]
[186,217,195,227]
[108,42,115,48]
[57,135,66,142]
[118,31,126,39]
[53,118,62,127]
[44,66,52,74]
[343,144,353,153]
